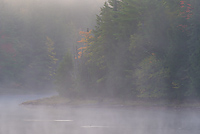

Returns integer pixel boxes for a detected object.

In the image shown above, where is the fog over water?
[1,0,200,133]
[0,94,199,134]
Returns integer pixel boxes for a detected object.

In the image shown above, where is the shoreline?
[21,95,200,109]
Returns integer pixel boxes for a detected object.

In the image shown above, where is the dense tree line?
[1,0,200,100]
[0,0,104,91]
[56,0,200,100]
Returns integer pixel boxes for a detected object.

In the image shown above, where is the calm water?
[0,94,200,134]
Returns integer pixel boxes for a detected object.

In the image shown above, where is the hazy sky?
[3,0,107,14]
[4,0,106,5]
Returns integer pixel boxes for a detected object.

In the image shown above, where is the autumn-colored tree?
[45,36,58,78]
[75,30,93,59]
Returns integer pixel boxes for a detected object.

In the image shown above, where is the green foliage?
[55,52,74,96]
[2,0,200,100]
[75,0,199,100]
[135,55,169,98]
[0,0,103,89]
[187,0,200,98]
[45,36,58,78]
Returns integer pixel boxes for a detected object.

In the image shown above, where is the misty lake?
[1,94,200,134]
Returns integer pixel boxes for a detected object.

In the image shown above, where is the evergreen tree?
[55,51,75,97]
[188,0,200,97]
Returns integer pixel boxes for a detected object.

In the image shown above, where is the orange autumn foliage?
[77,30,93,44]
[75,30,93,59]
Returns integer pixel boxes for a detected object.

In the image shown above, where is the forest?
[1,0,200,101]
[0,0,104,91]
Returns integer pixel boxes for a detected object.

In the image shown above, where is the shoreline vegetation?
[21,95,200,109]
[2,0,200,102]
